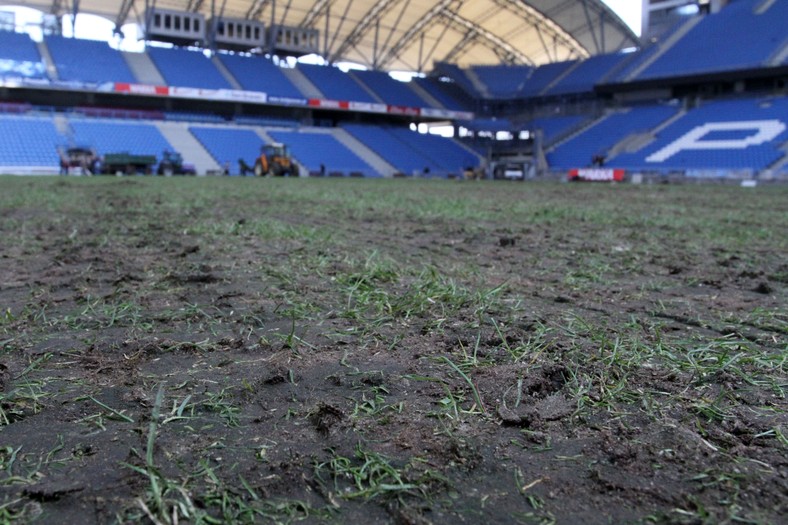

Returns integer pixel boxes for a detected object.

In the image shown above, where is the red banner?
[114,83,169,96]
[568,168,625,182]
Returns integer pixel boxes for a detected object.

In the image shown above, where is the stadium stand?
[268,130,377,177]
[411,77,474,112]
[216,53,304,99]
[519,60,578,97]
[0,115,62,167]
[432,62,484,99]
[471,65,532,99]
[386,127,476,176]
[342,123,439,176]
[297,63,378,102]
[544,53,628,96]
[605,19,690,83]
[234,116,299,128]
[342,124,475,177]
[164,111,224,123]
[189,127,265,176]
[635,0,788,80]
[527,115,588,145]
[547,104,679,169]
[45,35,136,83]
[69,119,173,159]
[146,46,232,89]
[75,107,165,120]
[610,97,788,172]
[0,30,46,78]
[350,70,428,107]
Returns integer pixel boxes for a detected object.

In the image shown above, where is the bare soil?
[0,177,785,524]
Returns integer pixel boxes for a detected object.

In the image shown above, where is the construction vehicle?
[157,150,196,176]
[58,145,98,175]
[251,143,298,177]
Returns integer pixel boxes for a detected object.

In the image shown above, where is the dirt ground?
[0,176,785,524]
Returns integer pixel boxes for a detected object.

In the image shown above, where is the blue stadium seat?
[70,120,173,159]
[147,47,232,89]
[268,130,377,177]
[411,77,474,111]
[190,127,265,176]
[469,65,532,99]
[611,97,788,171]
[343,124,475,177]
[0,115,63,166]
[519,61,577,97]
[545,53,628,96]
[0,30,46,78]
[297,63,377,102]
[217,53,303,99]
[527,115,588,144]
[351,70,428,107]
[637,0,788,79]
[45,35,136,83]
[547,105,678,169]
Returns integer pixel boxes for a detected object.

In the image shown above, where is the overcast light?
[601,0,643,36]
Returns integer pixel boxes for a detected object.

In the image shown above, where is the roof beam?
[375,0,413,69]
[580,0,600,54]
[187,1,206,12]
[113,0,136,31]
[246,0,271,20]
[373,0,457,69]
[501,0,588,59]
[299,0,331,28]
[437,10,533,66]
[327,0,401,64]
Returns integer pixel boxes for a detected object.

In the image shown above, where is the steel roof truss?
[328,0,399,63]
[439,9,531,65]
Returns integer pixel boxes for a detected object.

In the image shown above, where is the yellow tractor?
[254,143,298,177]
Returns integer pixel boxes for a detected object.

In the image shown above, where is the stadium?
[0,1,785,524]
[0,0,785,180]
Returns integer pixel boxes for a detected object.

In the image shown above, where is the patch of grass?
[315,444,447,503]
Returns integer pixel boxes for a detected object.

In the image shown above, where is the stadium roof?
[1,1,640,71]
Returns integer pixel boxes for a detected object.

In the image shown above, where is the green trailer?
[101,152,157,175]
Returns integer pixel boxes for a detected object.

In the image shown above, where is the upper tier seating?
[147,47,232,89]
[412,77,474,111]
[471,65,532,99]
[45,35,136,83]
[189,127,264,176]
[432,62,484,99]
[547,105,678,169]
[519,60,577,97]
[0,115,62,166]
[606,19,688,83]
[610,97,788,171]
[267,130,376,177]
[544,53,628,96]
[297,63,377,103]
[0,30,46,78]
[351,70,428,107]
[217,53,303,99]
[69,120,173,158]
[637,0,788,79]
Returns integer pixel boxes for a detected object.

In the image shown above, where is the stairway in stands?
[155,122,220,175]
[123,51,165,85]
